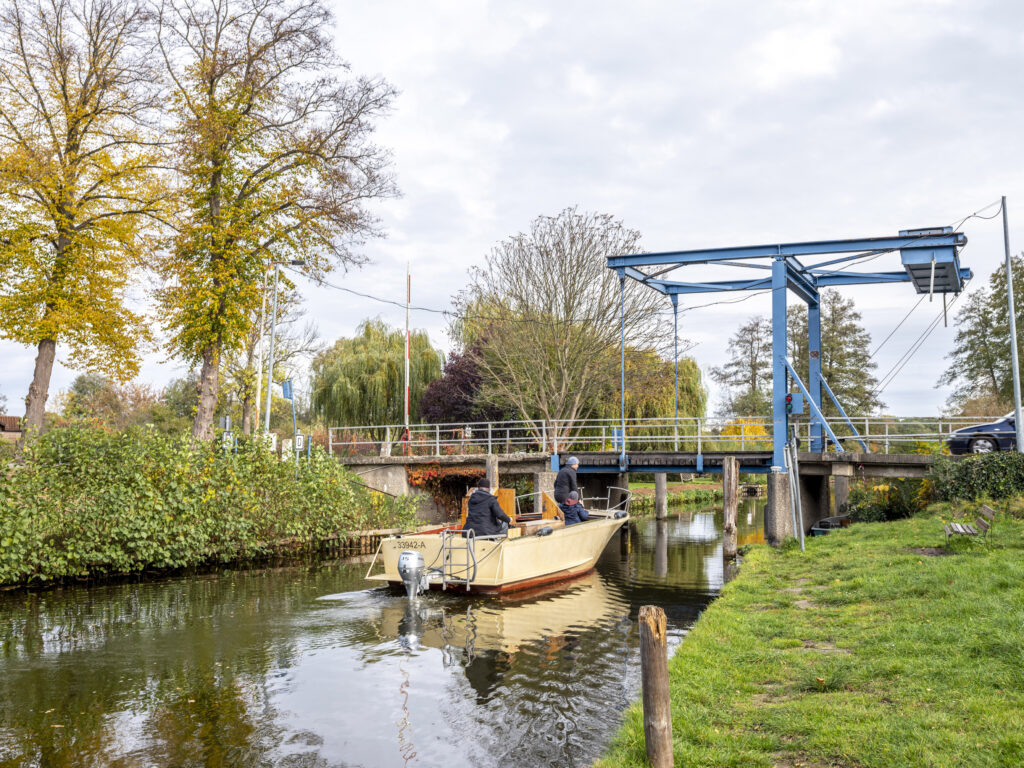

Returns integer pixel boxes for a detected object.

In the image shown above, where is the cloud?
[4,0,1024,419]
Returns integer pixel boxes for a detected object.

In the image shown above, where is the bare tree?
[453,208,664,443]
[153,0,396,442]
[0,0,165,445]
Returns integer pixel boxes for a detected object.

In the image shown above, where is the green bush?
[929,452,1024,501]
[0,424,418,585]
[841,479,926,522]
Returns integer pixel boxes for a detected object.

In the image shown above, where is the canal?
[0,500,764,768]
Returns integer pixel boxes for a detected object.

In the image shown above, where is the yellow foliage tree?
[0,0,165,442]
[154,0,396,441]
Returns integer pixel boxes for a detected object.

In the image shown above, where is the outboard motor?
[397,549,427,599]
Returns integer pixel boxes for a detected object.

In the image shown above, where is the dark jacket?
[553,465,578,504]
[463,489,511,537]
[559,501,589,525]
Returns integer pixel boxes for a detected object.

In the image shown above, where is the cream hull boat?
[366,515,627,595]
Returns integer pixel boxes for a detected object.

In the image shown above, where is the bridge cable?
[871,285,969,397]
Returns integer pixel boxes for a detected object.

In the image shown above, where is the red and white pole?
[404,263,411,454]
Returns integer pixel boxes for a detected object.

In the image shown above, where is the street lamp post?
[1002,197,1024,452]
[263,259,306,435]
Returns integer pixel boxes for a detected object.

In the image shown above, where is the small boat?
[809,515,852,536]
[365,488,631,596]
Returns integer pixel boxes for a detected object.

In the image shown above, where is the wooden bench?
[944,505,996,545]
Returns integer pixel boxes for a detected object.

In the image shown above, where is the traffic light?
[785,393,793,414]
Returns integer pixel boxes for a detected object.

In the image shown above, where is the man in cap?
[463,477,511,537]
[553,456,580,505]
[558,490,589,525]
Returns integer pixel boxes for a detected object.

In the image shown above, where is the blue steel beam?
[771,258,789,470]
[786,261,819,304]
[657,277,773,294]
[815,271,912,286]
[808,300,823,452]
[607,232,966,270]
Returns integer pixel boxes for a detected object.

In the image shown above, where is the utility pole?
[1002,196,1024,452]
[404,262,411,454]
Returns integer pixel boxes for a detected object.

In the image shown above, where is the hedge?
[928,452,1024,501]
[0,424,417,585]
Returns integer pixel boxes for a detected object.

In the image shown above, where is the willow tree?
[0,0,164,442]
[311,319,443,440]
[595,347,706,420]
[452,208,664,444]
[154,0,396,441]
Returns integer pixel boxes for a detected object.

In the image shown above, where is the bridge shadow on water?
[0,499,764,768]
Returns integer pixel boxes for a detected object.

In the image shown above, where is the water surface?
[0,501,764,768]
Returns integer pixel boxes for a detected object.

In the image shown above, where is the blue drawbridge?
[607,226,971,472]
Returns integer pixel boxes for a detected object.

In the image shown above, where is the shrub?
[0,424,418,585]
[929,453,1024,501]
[841,479,926,522]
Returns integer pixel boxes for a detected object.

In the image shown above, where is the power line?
[869,294,925,359]
[871,285,968,397]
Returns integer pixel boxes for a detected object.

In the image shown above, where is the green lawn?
[598,503,1024,767]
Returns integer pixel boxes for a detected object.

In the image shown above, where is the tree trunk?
[241,393,253,435]
[19,337,57,449]
[193,344,221,442]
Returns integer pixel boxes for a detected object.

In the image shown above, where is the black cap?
[477,478,491,489]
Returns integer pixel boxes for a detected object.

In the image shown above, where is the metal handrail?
[328,415,995,458]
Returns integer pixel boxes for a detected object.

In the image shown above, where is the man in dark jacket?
[553,456,580,504]
[463,478,511,537]
[558,491,589,525]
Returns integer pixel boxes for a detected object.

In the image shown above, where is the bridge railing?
[327,416,992,458]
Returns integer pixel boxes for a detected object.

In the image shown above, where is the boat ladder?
[440,529,478,591]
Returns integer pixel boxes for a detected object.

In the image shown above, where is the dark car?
[947,412,1018,454]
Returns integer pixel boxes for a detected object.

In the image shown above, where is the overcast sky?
[3,0,1023,418]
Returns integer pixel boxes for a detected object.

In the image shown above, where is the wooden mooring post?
[639,605,673,768]
[723,455,738,558]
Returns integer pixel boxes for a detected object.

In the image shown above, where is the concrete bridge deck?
[339,449,943,538]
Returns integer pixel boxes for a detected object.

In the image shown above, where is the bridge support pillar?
[486,454,499,489]
[832,463,854,514]
[654,473,668,519]
[533,470,556,515]
[765,471,794,545]
[722,456,738,557]
[798,474,831,531]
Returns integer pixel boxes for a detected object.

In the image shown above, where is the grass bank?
[598,503,1024,767]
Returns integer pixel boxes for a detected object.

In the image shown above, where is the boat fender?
[612,511,627,519]
[536,526,553,536]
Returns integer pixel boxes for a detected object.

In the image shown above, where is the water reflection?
[0,499,764,768]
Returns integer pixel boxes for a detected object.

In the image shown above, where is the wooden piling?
[639,605,673,768]
[723,456,738,558]
[654,472,668,520]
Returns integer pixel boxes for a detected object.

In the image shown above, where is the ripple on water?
[0,507,764,768]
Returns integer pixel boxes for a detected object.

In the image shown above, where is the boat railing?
[441,528,478,591]
[607,487,632,514]
[513,490,549,519]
